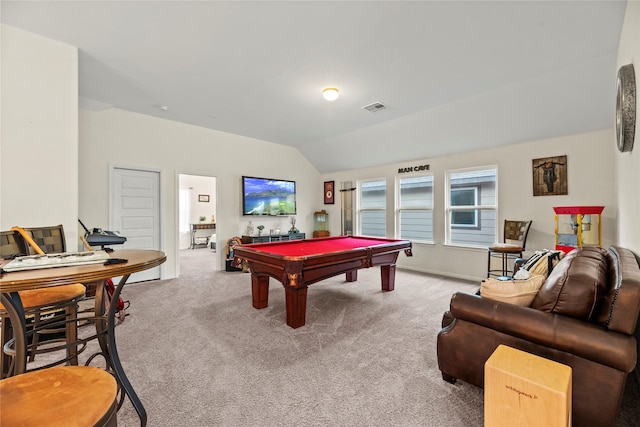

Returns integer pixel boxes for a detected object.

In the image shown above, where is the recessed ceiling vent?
[362,102,386,113]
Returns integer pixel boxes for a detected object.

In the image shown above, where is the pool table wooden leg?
[345,270,358,282]
[251,275,270,309]
[381,264,396,291]
[284,286,308,328]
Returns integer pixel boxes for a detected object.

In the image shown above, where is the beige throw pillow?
[480,275,546,307]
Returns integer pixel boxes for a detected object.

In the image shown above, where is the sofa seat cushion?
[480,275,546,306]
[531,247,609,321]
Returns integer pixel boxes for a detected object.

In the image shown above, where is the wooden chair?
[0,229,86,377]
[21,224,68,255]
[487,220,532,278]
[0,365,118,426]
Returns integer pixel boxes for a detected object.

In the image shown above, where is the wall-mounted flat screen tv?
[242,176,296,216]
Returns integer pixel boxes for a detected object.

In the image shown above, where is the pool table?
[233,235,412,328]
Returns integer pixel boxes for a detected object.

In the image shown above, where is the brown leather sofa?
[437,246,640,427]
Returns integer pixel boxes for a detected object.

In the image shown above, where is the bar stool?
[0,229,86,377]
[487,220,532,278]
[0,284,87,375]
[0,365,118,426]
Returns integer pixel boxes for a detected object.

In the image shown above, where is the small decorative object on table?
[257,225,264,236]
[246,221,254,236]
[289,217,298,233]
[199,216,206,223]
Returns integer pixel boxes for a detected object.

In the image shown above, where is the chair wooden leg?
[23,303,79,367]
[1,318,13,378]
[28,309,41,362]
[66,305,78,366]
[503,253,508,276]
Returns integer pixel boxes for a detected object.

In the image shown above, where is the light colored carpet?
[34,249,640,426]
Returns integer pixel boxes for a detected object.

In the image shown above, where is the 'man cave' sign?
[398,164,430,174]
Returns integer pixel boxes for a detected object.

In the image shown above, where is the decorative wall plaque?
[616,63,636,152]
[532,155,567,196]
[324,181,334,204]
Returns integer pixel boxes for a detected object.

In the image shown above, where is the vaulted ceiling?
[1,1,627,173]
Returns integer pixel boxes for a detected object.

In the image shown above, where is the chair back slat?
[0,231,28,258]
[503,220,532,249]
[21,225,67,255]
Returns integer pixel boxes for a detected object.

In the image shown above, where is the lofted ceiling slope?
[1,1,627,173]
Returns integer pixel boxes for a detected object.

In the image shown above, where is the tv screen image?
[242,176,296,216]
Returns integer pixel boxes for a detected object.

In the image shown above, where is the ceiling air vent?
[362,102,386,113]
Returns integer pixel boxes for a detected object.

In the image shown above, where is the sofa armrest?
[448,292,637,372]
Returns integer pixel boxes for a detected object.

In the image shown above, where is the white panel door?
[111,166,161,282]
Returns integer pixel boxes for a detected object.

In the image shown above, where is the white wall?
[182,174,216,224]
[0,25,79,245]
[79,108,320,278]
[4,20,634,282]
[322,129,616,281]
[616,1,640,253]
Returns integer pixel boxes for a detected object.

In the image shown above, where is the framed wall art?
[198,194,210,202]
[532,155,568,196]
[324,181,334,204]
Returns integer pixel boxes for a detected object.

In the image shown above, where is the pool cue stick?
[11,226,45,255]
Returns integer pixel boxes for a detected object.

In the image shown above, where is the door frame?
[176,172,218,277]
[108,163,164,280]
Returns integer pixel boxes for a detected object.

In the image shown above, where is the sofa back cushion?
[531,247,609,321]
[595,246,640,334]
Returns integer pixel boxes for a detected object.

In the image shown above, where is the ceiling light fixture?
[323,88,339,101]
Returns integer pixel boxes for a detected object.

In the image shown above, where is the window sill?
[443,243,488,252]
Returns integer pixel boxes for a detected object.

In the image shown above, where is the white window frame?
[395,174,434,243]
[445,166,498,247]
[450,186,479,228]
[358,178,387,237]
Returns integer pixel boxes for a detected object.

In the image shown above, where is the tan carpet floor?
[23,248,640,426]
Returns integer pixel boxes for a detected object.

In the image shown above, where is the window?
[446,167,497,246]
[397,175,433,242]
[450,187,478,227]
[359,179,386,237]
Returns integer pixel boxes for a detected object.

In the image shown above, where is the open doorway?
[178,174,217,267]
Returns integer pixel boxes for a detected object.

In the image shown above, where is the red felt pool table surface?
[240,236,399,257]
[233,236,412,328]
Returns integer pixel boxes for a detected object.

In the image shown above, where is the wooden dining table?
[0,249,166,427]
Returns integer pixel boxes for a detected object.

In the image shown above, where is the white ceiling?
[1,1,627,173]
